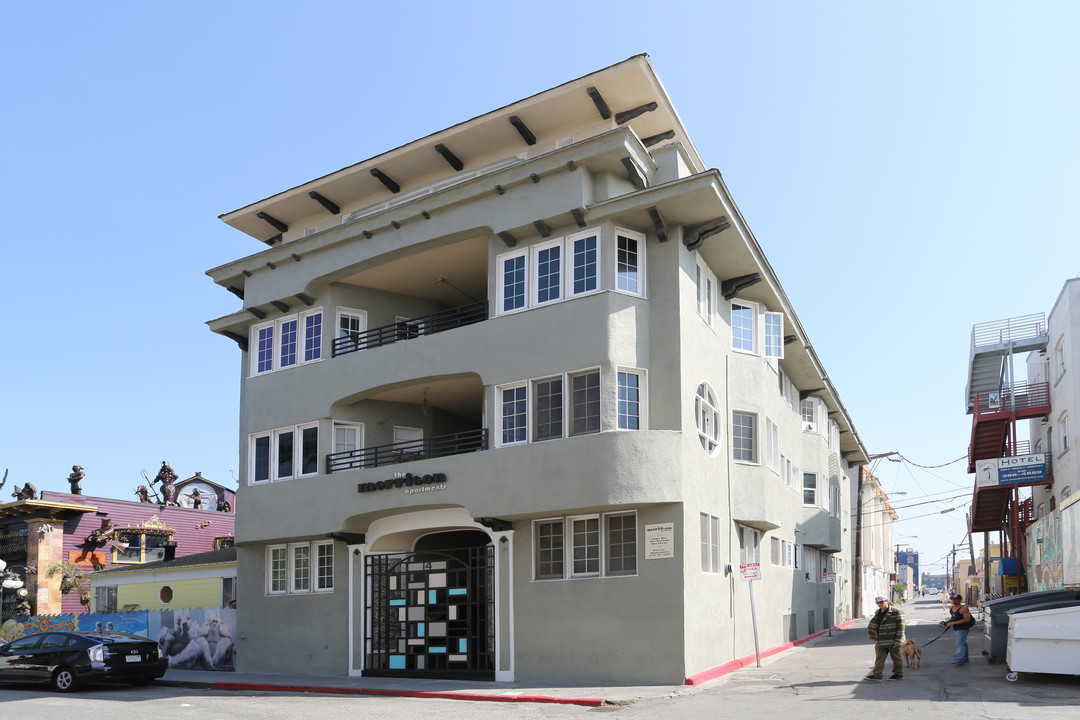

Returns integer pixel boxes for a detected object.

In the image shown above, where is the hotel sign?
[975,454,1048,487]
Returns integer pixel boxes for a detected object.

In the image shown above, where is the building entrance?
[364,530,494,679]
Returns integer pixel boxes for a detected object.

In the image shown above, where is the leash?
[919,625,951,648]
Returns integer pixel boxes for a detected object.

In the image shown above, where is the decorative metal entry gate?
[365,543,495,679]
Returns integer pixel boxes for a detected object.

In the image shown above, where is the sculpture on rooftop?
[151,461,180,507]
[66,465,85,495]
[11,483,36,501]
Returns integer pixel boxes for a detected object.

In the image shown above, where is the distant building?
[90,547,237,612]
[0,487,234,619]
[857,468,898,615]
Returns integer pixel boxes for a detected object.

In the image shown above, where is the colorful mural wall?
[1027,512,1064,592]
[0,606,236,671]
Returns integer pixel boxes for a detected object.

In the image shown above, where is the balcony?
[332,301,488,357]
[327,428,488,473]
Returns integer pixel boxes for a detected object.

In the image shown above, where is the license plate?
[125,655,142,663]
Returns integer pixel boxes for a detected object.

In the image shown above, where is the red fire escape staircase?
[965,315,1050,567]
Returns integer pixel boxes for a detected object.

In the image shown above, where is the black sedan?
[0,630,168,691]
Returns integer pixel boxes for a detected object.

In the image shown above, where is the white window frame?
[700,512,722,573]
[731,299,757,354]
[532,375,564,442]
[1061,413,1070,454]
[333,421,364,456]
[696,383,721,456]
[221,576,237,608]
[766,417,780,474]
[617,368,646,431]
[829,478,841,517]
[764,311,784,359]
[567,229,600,299]
[803,472,819,507]
[568,368,601,437]
[249,422,319,484]
[337,308,368,352]
[732,411,757,464]
[497,248,529,315]
[250,308,324,375]
[496,382,529,447]
[269,541,333,596]
[267,545,288,595]
[696,256,717,329]
[1055,336,1066,382]
[532,511,638,580]
[532,238,564,307]
[738,525,761,566]
[615,228,645,297]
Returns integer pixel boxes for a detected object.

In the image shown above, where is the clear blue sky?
[3,2,1077,574]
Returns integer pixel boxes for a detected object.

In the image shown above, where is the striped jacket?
[867,606,905,646]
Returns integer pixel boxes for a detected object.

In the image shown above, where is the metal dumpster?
[1005,603,1080,679]
[980,589,1080,663]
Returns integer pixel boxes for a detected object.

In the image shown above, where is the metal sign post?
[740,563,762,667]
[823,571,837,636]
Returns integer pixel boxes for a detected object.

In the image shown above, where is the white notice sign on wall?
[645,523,675,559]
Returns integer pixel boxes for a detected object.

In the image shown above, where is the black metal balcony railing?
[331,300,488,357]
[326,428,488,473]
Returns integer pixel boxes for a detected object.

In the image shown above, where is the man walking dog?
[866,596,906,680]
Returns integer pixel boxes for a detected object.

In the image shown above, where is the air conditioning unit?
[802,421,817,433]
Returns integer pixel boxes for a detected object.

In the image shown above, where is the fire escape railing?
[972,381,1050,416]
[331,300,488,357]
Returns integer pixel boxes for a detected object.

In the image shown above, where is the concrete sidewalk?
[157,598,1078,708]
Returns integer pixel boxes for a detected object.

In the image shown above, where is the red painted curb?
[684,619,858,686]
[205,681,604,707]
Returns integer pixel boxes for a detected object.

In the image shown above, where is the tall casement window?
[737,525,761,565]
[250,422,319,484]
[1061,413,1070,454]
[700,513,722,573]
[829,477,841,517]
[616,229,645,296]
[732,411,757,463]
[500,384,528,445]
[534,240,563,305]
[569,370,601,436]
[803,472,818,506]
[251,308,323,375]
[800,398,817,432]
[333,422,363,456]
[766,417,780,473]
[570,232,598,297]
[764,311,784,359]
[337,308,367,352]
[617,369,645,430]
[498,250,528,313]
[696,383,721,455]
[533,377,563,441]
[268,541,333,595]
[731,301,755,352]
[1056,336,1066,382]
[696,257,717,328]
[533,512,637,580]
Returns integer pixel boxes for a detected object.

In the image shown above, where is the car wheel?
[51,666,78,692]
[131,677,154,686]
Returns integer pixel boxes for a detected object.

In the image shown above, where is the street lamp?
[0,557,26,621]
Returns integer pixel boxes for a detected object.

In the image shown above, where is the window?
[804,547,820,581]
[95,585,117,612]
[738,525,761,565]
[732,411,757,463]
[696,257,717,327]
[250,422,319,483]
[499,384,528,446]
[829,478,841,517]
[337,308,367,352]
[269,541,333,595]
[222,577,237,608]
[766,418,780,473]
[1061,413,1070,454]
[569,231,599,297]
[1056,337,1066,382]
[533,377,563,441]
[569,370,601,436]
[800,398,816,431]
[731,301,755,352]
[533,512,637,580]
[696,383,721,455]
[771,537,795,568]
[533,240,563,305]
[113,532,170,564]
[617,369,644,430]
[700,513,722,573]
[789,461,800,490]
[764,311,784,359]
[498,250,528,313]
[251,309,323,375]
[803,472,818,506]
[333,422,364,456]
[616,230,644,296]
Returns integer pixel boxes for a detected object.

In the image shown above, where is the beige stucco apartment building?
[206,55,869,684]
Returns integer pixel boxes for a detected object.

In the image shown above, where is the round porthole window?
[159,586,173,604]
[695,383,720,456]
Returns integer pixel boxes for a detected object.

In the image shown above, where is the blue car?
[0,630,168,691]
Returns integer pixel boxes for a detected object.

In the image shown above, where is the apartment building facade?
[206,55,868,684]
[1026,278,1080,590]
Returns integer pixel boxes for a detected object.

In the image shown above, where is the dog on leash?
[902,639,922,669]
